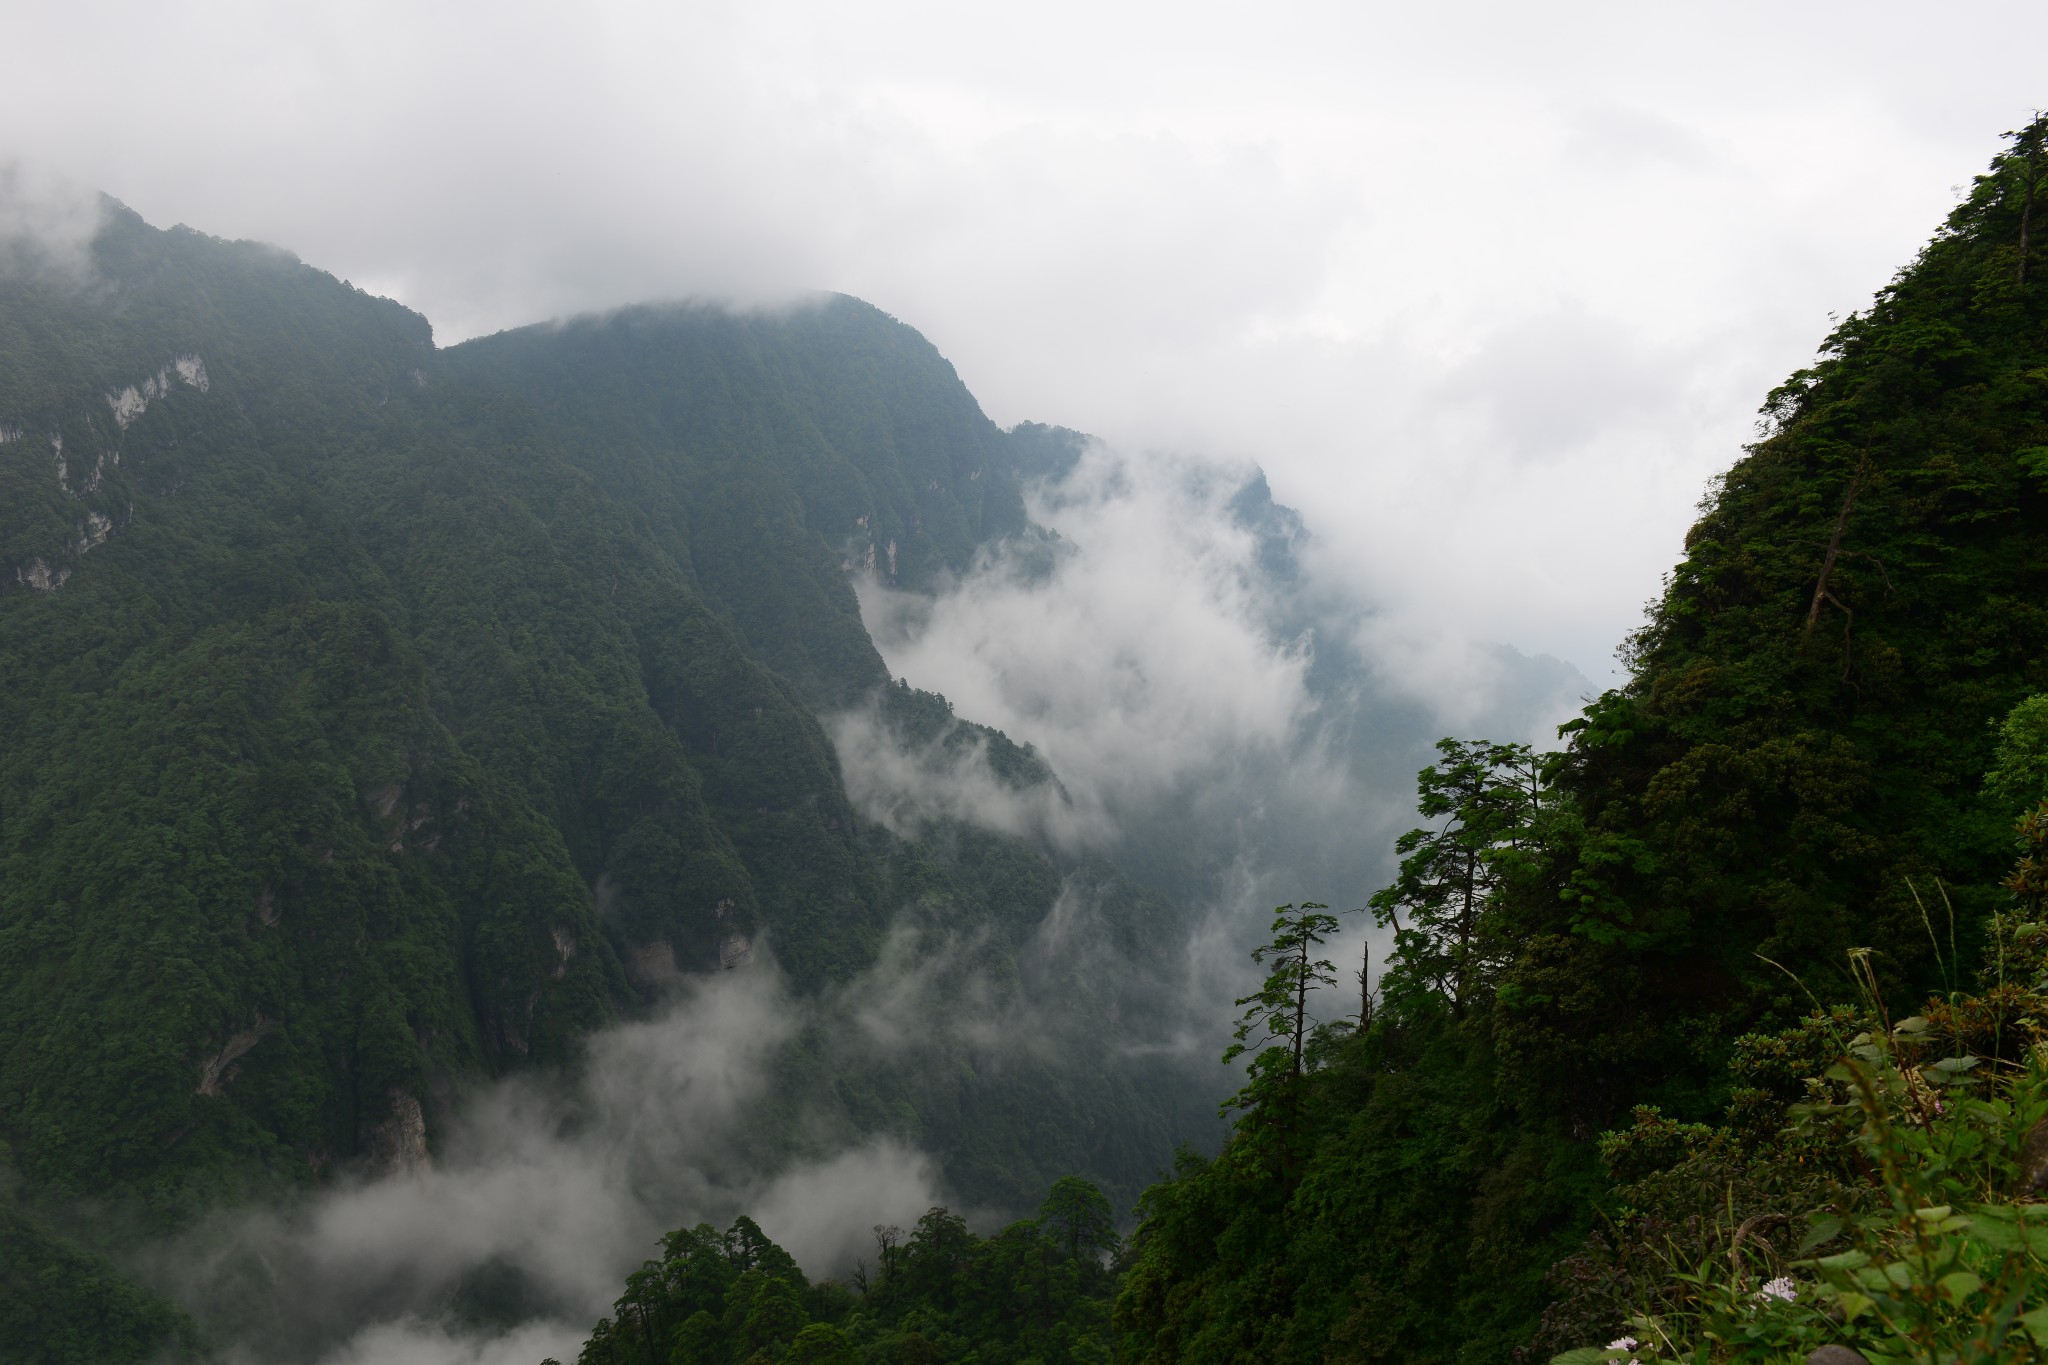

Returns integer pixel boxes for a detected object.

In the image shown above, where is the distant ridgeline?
[0,205,1199,1356]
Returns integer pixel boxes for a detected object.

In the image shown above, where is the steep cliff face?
[0,202,1192,1286]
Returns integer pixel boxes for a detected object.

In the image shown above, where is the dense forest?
[0,204,1207,1361]
[550,116,2048,1364]
[6,112,2048,1365]
[1102,115,2048,1363]
[560,1177,1123,1365]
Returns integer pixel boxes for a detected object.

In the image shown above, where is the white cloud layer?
[834,435,1590,1058]
[0,164,104,276]
[287,1320,585,1365]
[829,697,1099,850]
[5,1,2041,679]
[148,965,948,1365]
[858,444,1315,818]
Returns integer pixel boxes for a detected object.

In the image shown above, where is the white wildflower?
[1606,1336,1642,1364]
[1756,1275,1797,1303]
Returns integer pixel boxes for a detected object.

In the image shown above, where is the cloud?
[855,441,1316,818]
[8,1,2037,682]
[828,434,1589,1080]
[748,1142,944,1279]
[1438,306,1690,462]
[827,697,1098,851]
[1345,628,1590,747]
[0,163,104,277]
[298,1320,585,1365]
[142,887,1205,1365]
[147,965,948,1364]
[842,436,1584,911]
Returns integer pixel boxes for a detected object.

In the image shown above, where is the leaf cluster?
[568,1178,1121,1365]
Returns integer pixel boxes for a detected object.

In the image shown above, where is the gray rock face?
[2020,1116,2048,1191]
[366,1089,430,1177]
[195,1018,273,1096]
[1806,1345,1871,1365]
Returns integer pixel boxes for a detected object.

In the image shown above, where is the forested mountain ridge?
[0,202,1199,1360]
[443,299,1028,708]
[18,109,2047,1365]
[1107,118,2048,1364]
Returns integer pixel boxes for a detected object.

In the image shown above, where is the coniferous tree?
[1368,738,1543,1017]
[1222,902,1339,1183]
[2007,113,2046,283]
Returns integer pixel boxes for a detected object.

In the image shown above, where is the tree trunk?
[2020,132,2040,284]
[1453,847,1477,1019]
[1292,937,1309,1081]
[1801,451,1869,651]
[1358,939,1371,1030]
[636,1304,657,1364]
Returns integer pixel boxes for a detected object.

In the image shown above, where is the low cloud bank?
[0,164,105,278]
[828,697,1100,852]
[858,443,1318,822]
[140,875,1197,1365]
[147,964,949,1365]
[842,435,1588,930]
[284,1320,585,1365]
[828,434,1593,1076]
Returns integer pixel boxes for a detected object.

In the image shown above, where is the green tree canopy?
[1037,1176,1117,1263]
[1367,738,1544,1018]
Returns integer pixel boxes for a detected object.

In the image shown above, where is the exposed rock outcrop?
[196,1017,274,1096]
[365,1089,430,1177]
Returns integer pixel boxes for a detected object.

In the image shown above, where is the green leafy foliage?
[1537,898,2048,1363]
[1115,927,1599,1365]
[1369,739,1544,1014]
[568,1181,1119,1365]
[1218,903,1339,1192]
[1113,117,2048,1365]
[0,1201,205,1364]
[0,200,1201,1359]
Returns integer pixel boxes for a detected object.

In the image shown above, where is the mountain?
[0,203,1207,1361]
[1108,116,2048,1365]
[24,109,2039,1365]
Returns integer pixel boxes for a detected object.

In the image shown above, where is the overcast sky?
[6,0,2045,681]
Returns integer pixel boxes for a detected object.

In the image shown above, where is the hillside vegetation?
[1104,114,2048,1365]
[0,207,1198,1361]
[11,111,2048,1365]
[565,111,2048,1365]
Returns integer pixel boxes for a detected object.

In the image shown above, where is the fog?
[138,866,1230,1364]
[8,1,2045,681]
[8,7,2047,1359]
[146,962,953,1363]
[829,435,1586,1082]
[844,434,1584,916]
[859,446,1319,818]
[0,165,101,277]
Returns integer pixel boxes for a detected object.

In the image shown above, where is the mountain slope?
[443,298,1026,707]
[0,203,1201,1361]
[1113,115,2048,1365]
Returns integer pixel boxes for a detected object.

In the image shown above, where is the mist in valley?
[124,422,1590,1365]
[841,430,1587,1022]
[8,7,2048,1365]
